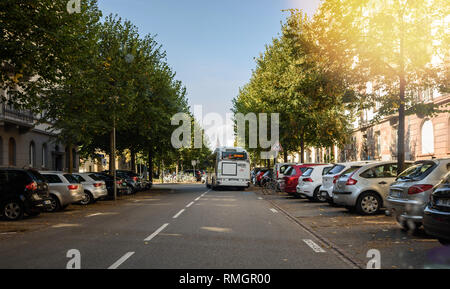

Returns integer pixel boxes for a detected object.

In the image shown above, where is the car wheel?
[356,192,381,215]
[2,200,24,221]
[313,187,326,202]
[46,195,61,212]
[80,191,93,205]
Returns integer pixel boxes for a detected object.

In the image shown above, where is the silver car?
[386,158,450,231]
[333,161,413,215]
[39,172,84,212]
[320,161,373,204]
[73,173,108,205]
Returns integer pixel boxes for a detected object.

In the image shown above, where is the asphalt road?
[0,184,352,269]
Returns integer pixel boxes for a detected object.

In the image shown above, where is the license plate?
[437,199,450,207]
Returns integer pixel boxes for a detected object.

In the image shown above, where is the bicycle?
[262,177,278,195]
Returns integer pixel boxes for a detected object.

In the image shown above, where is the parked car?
[274,163,297,180]
[387,158,450,231]
[251,168,262,185]
[92,172,131,197]
[423,172,450,245]
[104,170,142,193]
[296,165,332,202]
[260,169,274,187]
[39,172,84,212]
[283,164,323,195]
[255,169,269,186]
[140,176,153,190]
[320,161,373,205]
[0,168,52,221]
[333,161,413,215]
[72,173,108,205]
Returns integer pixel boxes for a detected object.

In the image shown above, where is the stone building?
[339,92,449,163]
[0,96,79,171]
[282,91,449,164]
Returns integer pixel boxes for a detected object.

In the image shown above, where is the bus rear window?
[222,152,247,160]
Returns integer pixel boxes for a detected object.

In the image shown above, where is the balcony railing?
[0,103,34,125]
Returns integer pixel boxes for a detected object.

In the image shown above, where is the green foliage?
[233,10,354,160]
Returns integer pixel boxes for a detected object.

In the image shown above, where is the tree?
[233,10,353,164]
[0,0,99,108]
[315,0,449,171]
[40,0,102,173]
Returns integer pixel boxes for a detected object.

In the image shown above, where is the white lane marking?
[108,252,135,269]
[270,208,278,213]
[303,239,326,253]
[173,209,185,219]
[144,223,169,241]
[195,197,201,201]
[258,197,263,200]
[86,212,118,218]
[186,202,195,208]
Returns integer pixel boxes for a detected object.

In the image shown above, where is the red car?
[256,169,269,186]
[283,164,324,194]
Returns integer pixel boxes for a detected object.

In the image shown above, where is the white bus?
[206,147,251,190]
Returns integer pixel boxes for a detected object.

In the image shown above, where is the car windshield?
[302,168,313,177]
[73,175,85,182]
[28,170,46,182]
[323,166,333,175]
[89,174,103,181]
[397,162,435,181]
[64,174,80,184]
[340,166,361,177]
[327,165,345,175]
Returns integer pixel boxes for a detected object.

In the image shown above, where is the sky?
[98,0,321,147]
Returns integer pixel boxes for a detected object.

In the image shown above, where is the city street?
[0,184,350,269]
[0,184,448,269]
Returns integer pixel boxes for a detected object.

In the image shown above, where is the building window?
[29,141,36,168]
[421,119,435,155]
[8,138,16,166]
[42,143,48,168]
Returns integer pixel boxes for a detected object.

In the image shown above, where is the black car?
[0,168,51,221]
[92,172,130,197]
[424,174,450,245]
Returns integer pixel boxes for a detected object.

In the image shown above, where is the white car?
[296,165,332,202]
[320,161,374,204]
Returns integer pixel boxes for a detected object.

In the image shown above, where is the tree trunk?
[397,22,406,175]
[300,131,305,163]
[68,143,73,173]
[397,75,406,174]
[283,151,288,163]
[148,149,153,183]
[130,150,136,173]
[110,129,117,200]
